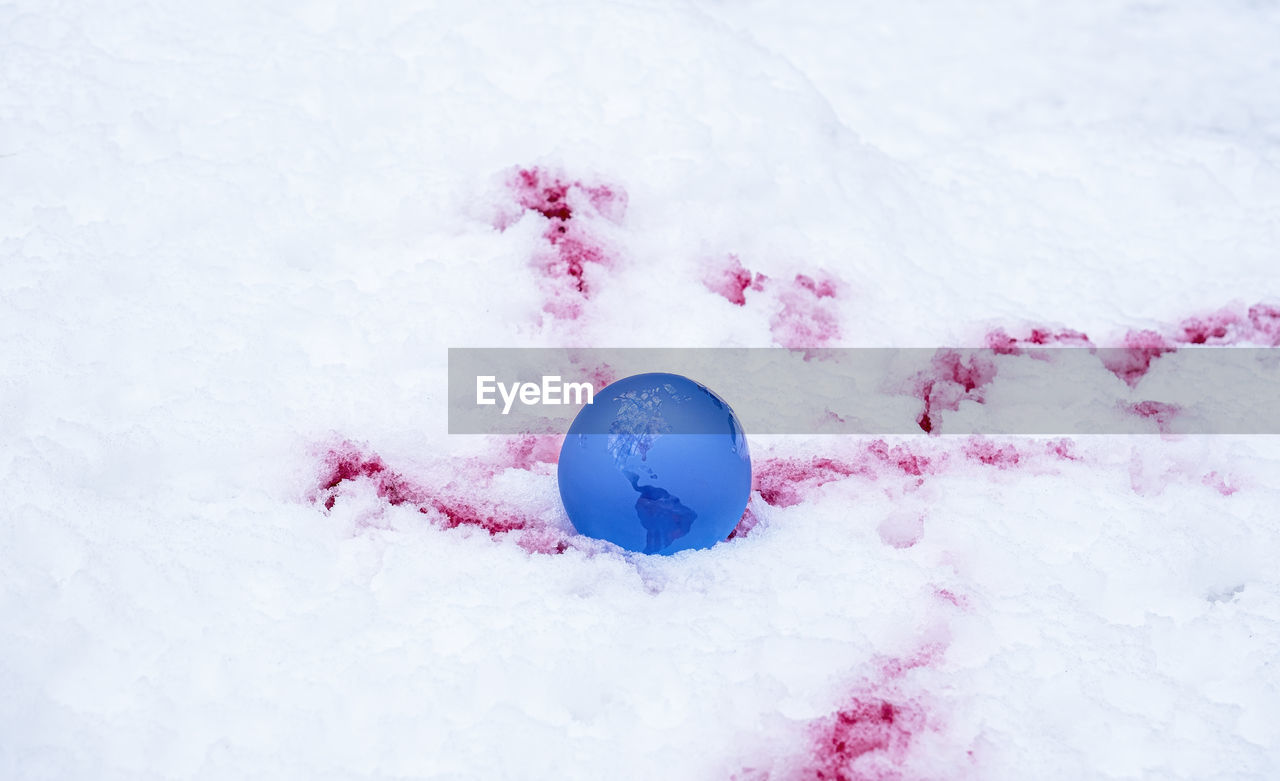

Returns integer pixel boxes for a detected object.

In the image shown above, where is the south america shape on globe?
[557,373,753,554]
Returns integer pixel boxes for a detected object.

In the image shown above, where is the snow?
[3,1,1280,779]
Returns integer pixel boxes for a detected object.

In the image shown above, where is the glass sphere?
[557,373,752,554]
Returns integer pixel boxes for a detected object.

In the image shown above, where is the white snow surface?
[3,1,1280,779]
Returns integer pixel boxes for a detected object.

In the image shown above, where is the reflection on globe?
[557,373,752,554]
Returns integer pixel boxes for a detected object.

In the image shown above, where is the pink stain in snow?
[976,303,1280,426]
[502,167,627,320]
[581,361,616,391]
[705,254,768,306]
[1248,304,1280,345]
[912,350,998,434]
[1129,400,1180,434]
[985,303,1280,390]
[1174,304,1280,346]
[792,647,944,781]
[1129,451,1246,499]
[771,273,842,350]
[866,440,934,480]
[1046,438,1082,461]
[746,434,1104,543]
[1202,471,1240,496]
[700,254,843,349]
[509,167,624,223]
[805,697,922,780]
[962,437,1022,469]
[753,441,937,510]
[1100,330,1177,387]
[986,326,1092,356]
[317,442,569,554]
[753,456,869,508]
[502,434,561,470]
[880,644,943,680]
[795,273,838,299]
[933,588,969,609]
[726,501,762,540]
[1177,311,1243,345]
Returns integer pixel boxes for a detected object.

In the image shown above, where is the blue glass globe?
[557,373,752,554]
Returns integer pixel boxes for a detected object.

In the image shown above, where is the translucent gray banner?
[447,347,1280,435]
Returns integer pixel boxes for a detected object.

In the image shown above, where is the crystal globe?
[557,373,752,554]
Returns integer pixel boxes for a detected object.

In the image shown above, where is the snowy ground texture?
[4,1,1280,779]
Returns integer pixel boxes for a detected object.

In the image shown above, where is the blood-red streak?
[706,254,768,306]
[503,166,626,319]
[318,443,563,551]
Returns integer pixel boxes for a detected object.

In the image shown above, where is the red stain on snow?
[962,437,1022,469]
[753,456,869,508]
[1247,303,1280,345]
[1129,451,1247,499]
[986,326,1092,356]
[984,303,1280,391]
[971,301,1280,441]
[1202,471,1240,496]
[705,254,768,306]
[866,440,934,480]
[1100,330,1176,387]
[753,441,937,510]
[319,449,418,509]
[1175,304,1280,347]
[933,588,968,609]
[581,361,616,391]
[726,501,762,540]
[704,257,842,349]
[794,647,944,781]
[806,697,922,780]
[880,644,943,680]
[913,350,998,434]
[509,167,623,224]
[426,497,528,535]
[1178,311,1243,345]
[1129,400,1180,433]
[538,232,607,297]
[1046,438,1082,461]
[502,434,561,470]
[317,442,568,553]
[795,273,838,299]
[771,273,842,350]
[503,167,627,320]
